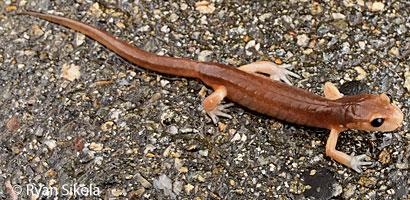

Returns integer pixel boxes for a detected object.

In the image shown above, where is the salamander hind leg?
[203,85,234,124]
[238,61,300,85]
[326,128,373,173]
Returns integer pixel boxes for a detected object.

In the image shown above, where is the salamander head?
[343,93,403,132]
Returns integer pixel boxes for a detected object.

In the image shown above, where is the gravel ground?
[1,0,409,199]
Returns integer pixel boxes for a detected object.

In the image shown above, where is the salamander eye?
[370,118,384,127]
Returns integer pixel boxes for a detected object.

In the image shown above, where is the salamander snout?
[367,103,403,131]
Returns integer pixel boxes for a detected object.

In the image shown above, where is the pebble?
[153,174,174,197]
[173,180,183,195]
[198,50,213,62]
[61,64,81,81]
[289,181,305,194]
[231,133,241,142]
[354,66,367,80]
[297,34,310,47]
[358,177,377,187]
[389,47,400,57]
[368,2,385,12]
[185,183,194,194]
[136,173,152,188]
[195,1,215,14]
[259,13,272,21]
[332,13,346,20]
[6,116,19,131]
[378,148,391,164]
[112,188,124,197]
[404,71,410,91]
[43,140,57,151]
[88,142,103,151]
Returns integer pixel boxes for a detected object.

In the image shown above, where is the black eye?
[371,118,384,127]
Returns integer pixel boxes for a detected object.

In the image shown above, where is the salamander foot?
[349,153,373,173]
[268,63,300,85]
[238,61,300,85]
[207,103,234,124]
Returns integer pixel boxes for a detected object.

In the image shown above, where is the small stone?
[195,1,215,14]
[404,71,410,91]
[116,22,125,29]
[297,34,310,47]
[160,80,170,87]
[136,173,152,188]
[231,133,241,142]
[171,152,180,158]
[185,183,194,194]
[30,24,44,37]
[395,163,406,169]
[354,66,367,80]
[259,13,272,21]
[309,169,317,176]
[88,2,103,17]
[358,177,377,187]
[240,134,247,142]
[378,148,391,164]
[153,174,173,196]
[309,2,323,15]
[187,145,197,151]
[138,25,150,32]
[389,47,400,57]
[62,64,81,81]
[5,5,17,12]
[179,166,188,173]
[358,41,366,50]
[175,158,183,170]
[161,25,170,33]
[198,50,213,62]
[89,142,103,151]
[181,3,188,10]
[332,13,346,20]
[173,180,183,195]
[75,33,86,46]
[6,117,19,131]
[101,121,116,132]
[218,122,227,132]
[72,138,85,150]
[289,181,305,194]
[199,150,208,157]
[45,169,56,177]
[197,175,205,182]
[129,188,145,198]
[387,189,395,195]
[343,0,355,7]
[169,13,179,22]
[112,188,123,197]
[146,153,155,158]
[43,140,57,151]
[368,2,385,12]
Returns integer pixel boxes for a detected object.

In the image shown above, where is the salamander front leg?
[326,128,372,173]
[324,82,343,100]
[203,85,234,124]
[238,61,300,85]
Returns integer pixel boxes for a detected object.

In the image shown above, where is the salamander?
[18,11,403,172]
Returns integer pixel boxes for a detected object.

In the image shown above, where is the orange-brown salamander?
[19,12,403,173]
